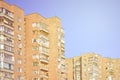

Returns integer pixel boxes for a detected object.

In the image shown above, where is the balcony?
[40,66,48,72]
[39,27,49,33]
[40,58,49,64]
[41,52,49,57]
[0,40,14,47]
[61,39,65,44]
[3,76,14,80]
[61,43,64,48]
[0,17,14,28]
[61,55,65,59]
[0,50,14,55]
[3,58,14,64]
[61,69,66,74]
[0,31,14,38]
[0,56,14,64]
[40,74,48,79]
[61,47,65,52]
[0,13,13,21]
[18,44,22,49]
[0,68,14,73]
[0,23,14,30]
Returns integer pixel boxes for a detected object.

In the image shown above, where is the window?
[33,62,39,66]
[0,8,2,13]
[18,18,21,23]
[33,70,39,74]
[32,46,39,50]
[18,59,22,64]
[0,44,4,49]
[18,26,21,31]
[18,43,22,48]
[18,67,22,72]
[33,78,39,80]
[3,62,9,69]
[18,51,22,55]
[33,54,39,59]
[4,45,14,52]
[18,76,21,80]
[32,22,37,27]
[17,34,22,40]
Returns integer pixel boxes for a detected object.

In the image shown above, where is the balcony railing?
[40,74,48,79]
[40,66,48,72]
[61,39,65,44]
[40,58,49,64]
[3,58,14,64]
[41,52,49,57]
[0,49,14,55]
[0,68,14,73]
[39,27,49,33]
[0,13,13,21]
[61,55,65,59]
[0,40,14,47]
[61,47,65,52]
[0,31,14,38]
[61,69,66,74]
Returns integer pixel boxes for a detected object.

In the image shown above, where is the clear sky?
[5,0,120,58]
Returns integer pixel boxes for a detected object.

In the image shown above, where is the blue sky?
[5,0,120,58]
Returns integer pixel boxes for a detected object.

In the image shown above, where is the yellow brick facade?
[0,1,66,80]
[1,1,120,80]
[66,52,120,80]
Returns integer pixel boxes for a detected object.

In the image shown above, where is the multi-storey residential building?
[25,14,66,80]
[0,0,25,80]
[66,52,120,80]
[0,0,66,80]
[102,58,120,80]
[47,17,66,80]
[66,58,73,80]
[25,14,50,80]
